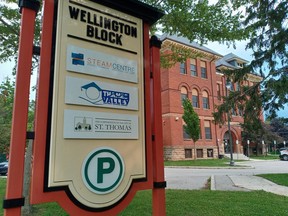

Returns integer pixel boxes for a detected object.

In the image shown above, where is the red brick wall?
[161,55,245,160]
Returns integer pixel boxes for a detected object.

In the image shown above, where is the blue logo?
[80,82,130,106]
[72,52,85,66]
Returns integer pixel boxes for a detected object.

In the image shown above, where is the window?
[200,61,207,78]
[185,149,192,158]
[217,84,221,100]
[204,120,212,139]
[192,89,199,108]
[183,125,190,139]
[180,62,187,74]
[190,59,197,76]
[198,119,202,139]
[202,91,209,109]
[181,87,188,104]
[197,149,203,158]
[207,149,213,158]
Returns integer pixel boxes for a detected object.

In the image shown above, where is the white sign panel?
[66,45,138,83]
[65,76,139,110]
[63,109,139,139]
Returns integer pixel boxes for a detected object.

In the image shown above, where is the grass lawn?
[250,155,279,160]
[257,173,288,187]
[164,158,243,167]
[1,178,288,215]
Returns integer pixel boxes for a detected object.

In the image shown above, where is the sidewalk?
[211,174,288,197]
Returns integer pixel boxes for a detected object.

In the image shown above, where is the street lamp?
[236,140,239,160]
[225,80,234,166]
[247,140,250,159]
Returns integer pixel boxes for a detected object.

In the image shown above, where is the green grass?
[0,178,6,215]
[2,178,288,215]
[120,190,288,216]
[30,202,68,216]
[250,155,279,160]
[257,173,288,187]
[164,158,241,167]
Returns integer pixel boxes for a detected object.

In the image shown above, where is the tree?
[0,77,15,154]
[0,78,34,155]
[269,118,288,145]
[217,0,287,118]
[182,98,200,160]
[0,0,41,73]
[213,0,288,143]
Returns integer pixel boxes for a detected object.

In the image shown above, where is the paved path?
[165,160,288,197]
[229,175,288,196]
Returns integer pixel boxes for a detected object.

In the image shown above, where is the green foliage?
[0,0,41,74]
[221,0,288,119]
[1,0,247,74]
[0,78,34,154]
[143,0,247,44]
[160,44,204,69]
[182,98,200,143]
[0,77,15,154]
[269,118,288,141]
[2,178,288,215]
[0,1,20,65]
[164,158,240,167]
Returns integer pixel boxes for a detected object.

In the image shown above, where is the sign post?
[4,1,40,216]
[150,35,166,216]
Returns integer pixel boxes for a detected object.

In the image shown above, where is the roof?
[216,53,249,69]
[159,34,223,57]
[221,53,249,64]
[215,58,238,69]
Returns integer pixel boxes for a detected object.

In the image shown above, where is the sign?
[66,45,138,83]
[65,76,139,110]
[46,0,148,209]
[82,147,124,195]
[63,109,138,139]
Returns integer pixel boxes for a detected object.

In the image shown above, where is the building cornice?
[161,39,222,62]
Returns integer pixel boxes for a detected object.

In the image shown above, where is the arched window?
[202,90,209,109]
[181,87,188,103]
[192,89,199,108]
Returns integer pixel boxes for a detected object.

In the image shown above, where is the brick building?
[159,34,263,160]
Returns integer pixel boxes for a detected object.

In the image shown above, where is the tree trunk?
[193,141,197,160]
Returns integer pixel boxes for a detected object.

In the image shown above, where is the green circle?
[83,148,124,193]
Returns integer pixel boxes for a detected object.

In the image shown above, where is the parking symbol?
[82,147,124,194]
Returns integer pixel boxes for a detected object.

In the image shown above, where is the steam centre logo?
[79,82,130,106]
[72,52,85,66]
